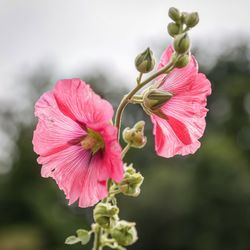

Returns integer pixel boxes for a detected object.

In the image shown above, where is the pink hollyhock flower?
[144,46,211,158]
[32,79,123,208]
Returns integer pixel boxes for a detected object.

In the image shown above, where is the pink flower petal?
[156,46,198,92]
[157,46,175,70]
[151,115,201,158]
[38,145,109,208]
[53,79,114,125]
[33,91,86,157]
[167,115,192,145]
[100,124,124,183]
[151,46,211,158]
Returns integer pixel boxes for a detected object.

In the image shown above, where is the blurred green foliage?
[0,44,250,250]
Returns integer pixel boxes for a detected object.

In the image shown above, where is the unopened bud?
[93,203,119,229]
[173,33,190,54]
[135,48,155,73]
[184,12,199,28]
[123,121,147,149]
[119,164,144,197]
[181,12,188,23]
[124,163,136,175]
[175,54,190,68]
[167,22,180,37]
[143,88,173,111]
[134,120,145,131]
[168,7,181,22]
[111,220,138,246]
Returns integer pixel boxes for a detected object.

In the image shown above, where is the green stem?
[122,144,131,158]
[93,225,102,250]
[137,72,143,85]
[92,54,177,250]
[114,60,176,140]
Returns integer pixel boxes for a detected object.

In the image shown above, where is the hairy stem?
[137,72,143,85]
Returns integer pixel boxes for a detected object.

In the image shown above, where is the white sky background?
[0,0,250,173]
[0,0,250,104]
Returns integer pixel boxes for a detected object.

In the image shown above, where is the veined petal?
[38,145,108,208]
[53,79,114,125]
[100,124,124,183]
[33,91,86,157]
[156,46,198,92]
[151,45,212,158]
[33,78,124,208]
[161,72,211,139]
[157,46,175,70]
[151,115,201,158]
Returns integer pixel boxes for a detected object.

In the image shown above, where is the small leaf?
[65,235,81,245]
[76,229,91,245]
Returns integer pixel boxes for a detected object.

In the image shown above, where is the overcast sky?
[0,0,250,173]
[0,0,250,103]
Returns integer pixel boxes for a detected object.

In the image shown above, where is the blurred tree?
[121,44,250,250]
[0,43,250,250]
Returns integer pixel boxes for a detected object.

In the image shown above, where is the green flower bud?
[181,12,188,23]
[135,48,155,73]
[118,164,144,197]
[175,54,190,68]
[111,220,138,246]
[173,33,190,54]
[143,88,173,111]
[167,22,180,37]
[184,12,199,28]
[168,7,181,22]
[124,163,136,175]
[93,203,119,229]
[123,121,147,149]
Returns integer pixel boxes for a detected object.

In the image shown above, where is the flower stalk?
[114,58,177,139]
[52,6,210,250]
[93,225,102,250]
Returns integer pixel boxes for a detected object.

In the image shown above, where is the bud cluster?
[168,7,199,37]
[92,202,137,248]
[167,7,199,68]
[123,121,147,149]
[94,203,119,229]
[65,162,143,249]
[65,6,201,250]
[118,164,144,197]
[111,221,138,246]
[89,163,143,249]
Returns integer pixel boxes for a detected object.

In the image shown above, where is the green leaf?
[76,229,91,245]
[65,235,81,245]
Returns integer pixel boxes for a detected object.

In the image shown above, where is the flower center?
[81,128,105,154]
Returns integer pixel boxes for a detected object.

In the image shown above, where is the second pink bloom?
[150,46,211,158]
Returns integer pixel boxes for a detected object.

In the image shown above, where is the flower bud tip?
[168,7,181,23]
[184,12,199,28]
[135,48,155,73]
